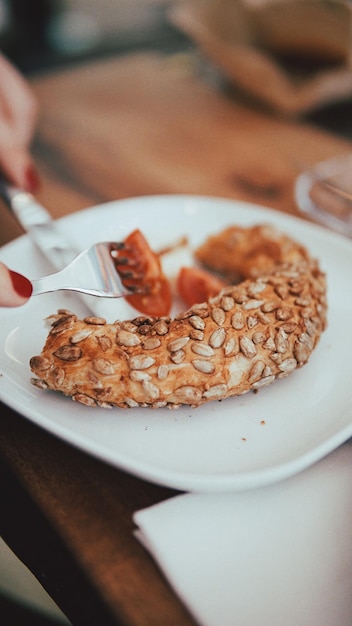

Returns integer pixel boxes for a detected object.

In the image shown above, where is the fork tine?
[110,245,145,284]
[117,269,144,279]
[31,241,148,299]
[111,256,130,266]
[107,242,147,290]
[109,242,126,251]
[125,284,147,294]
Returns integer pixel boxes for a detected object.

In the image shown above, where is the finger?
[0,145,40,192]
[0,262,32,306]
[0,54,38,145]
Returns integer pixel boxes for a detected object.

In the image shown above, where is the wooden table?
[1,51,351,626]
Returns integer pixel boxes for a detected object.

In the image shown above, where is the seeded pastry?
[30,224,327,409]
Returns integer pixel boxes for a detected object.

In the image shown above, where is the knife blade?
[0,182,79,268]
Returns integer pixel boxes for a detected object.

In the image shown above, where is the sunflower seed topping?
[275,328,288,353]
[252,331,266,344]
[192,359,215,374]
[220,296,235,311]
[191,343,215,357]
[141,380,160,401]
[209,327,226,348]
[249,360,265,382]
[264,336,276,351]
[231,311,245,330]
[170,350,186,364]
[276,307,293,321]
[211,307,226,326]
[130,370,151,382]
[30,377,48,390]
[247,316,258,329]
[92,358,114,375]
[278,358,297,373]
[167,337,190,352]
[247,282,266,296]
[53,345,82,361]
[73,393,96,406]
[190,329,204,341]
[84,316,106,325]
[142,337,162,350]
[129,355,155,370]
[70,329,92,343]
[52,367,65,386]
[203,384,228,400]
[154,320,169,335]
[188,315,206,330]
[261,300,280,313]
[125,397,139,408]
[172,386,202,404]
[30,356,52,371]
[252,375,275,388]
[239,336,257,358]
[224,337,237,355]
[244,299,264,310]
[157,365,169,380]
[116,330,141,347]
[97,335,112,351]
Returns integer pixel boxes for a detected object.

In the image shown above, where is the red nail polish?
[24,165,41,194]
[9,270,33,298]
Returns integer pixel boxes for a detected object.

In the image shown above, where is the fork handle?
[31,277,119,298]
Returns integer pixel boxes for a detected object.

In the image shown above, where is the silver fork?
[0,180,145,313]
[31,241,146,298]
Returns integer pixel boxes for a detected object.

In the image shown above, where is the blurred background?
[1,0,351,137]
[0,0,189,74]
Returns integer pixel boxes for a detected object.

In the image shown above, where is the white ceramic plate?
[1,195,351,493]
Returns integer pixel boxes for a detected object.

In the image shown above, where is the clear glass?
[295,153,352,238]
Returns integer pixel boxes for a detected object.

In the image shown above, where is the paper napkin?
[134,443,352,626]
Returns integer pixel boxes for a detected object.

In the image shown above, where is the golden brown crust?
[29,224,327,409]
[194,224,310,281]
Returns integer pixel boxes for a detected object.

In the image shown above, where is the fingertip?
[23,163,41,194]
[0,264,32,307]
[9,269,33,300]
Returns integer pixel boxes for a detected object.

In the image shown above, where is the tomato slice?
[119,229,172,317]
[177,266,227,308]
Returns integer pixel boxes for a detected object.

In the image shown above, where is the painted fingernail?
[9,270,33,298]
[24,164,41,194]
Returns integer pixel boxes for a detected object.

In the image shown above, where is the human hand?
[0,262,32,306]
[0,54,40,192]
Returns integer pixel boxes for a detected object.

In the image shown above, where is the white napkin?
[133,443,352,626]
